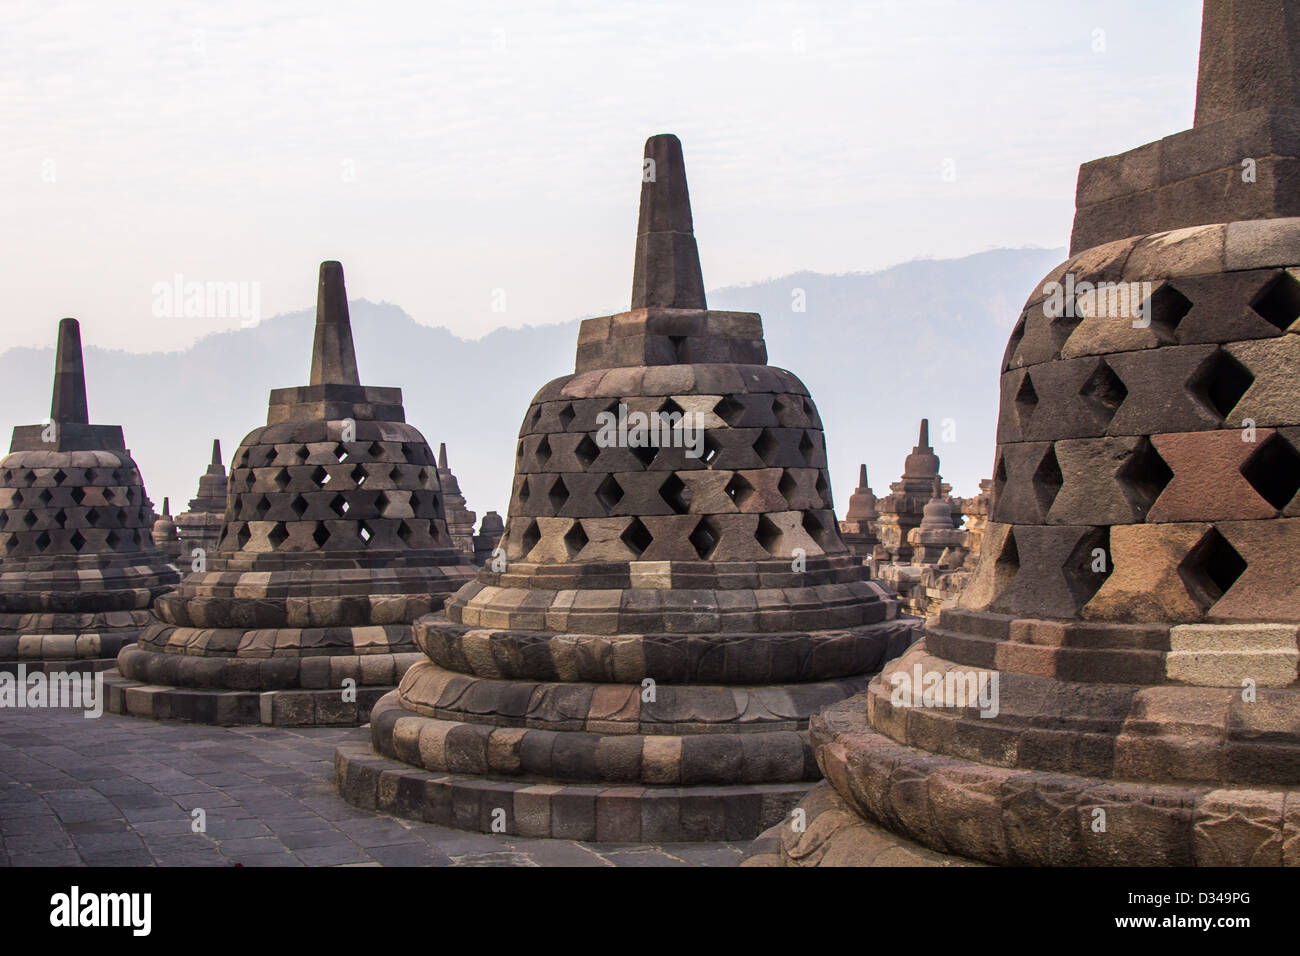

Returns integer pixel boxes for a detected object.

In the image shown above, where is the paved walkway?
[0,707,744,867]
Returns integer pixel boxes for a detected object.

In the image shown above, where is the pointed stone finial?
[162,497,171,516]
[211,439,222,467]
[309,261,361,387]
[438,443,448,470]
[50,317,89,425]
[858,464,868,487]
[631,134,707,311]
[1194,0,1300,126]
[918,418,931,449]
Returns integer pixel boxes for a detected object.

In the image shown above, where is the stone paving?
[0,706,744,867]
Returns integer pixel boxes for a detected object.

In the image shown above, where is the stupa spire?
[630,133,707,310]
[50,317,89,425]
[210,438,222,468]
[1194,0,1300,126]
[309,260,361,387]
[438,442,448,469]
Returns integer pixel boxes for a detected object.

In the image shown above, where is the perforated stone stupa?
[0,318,180,674]
[747,0,1300,867]
[106,261,476,725]
[335,134,918,842]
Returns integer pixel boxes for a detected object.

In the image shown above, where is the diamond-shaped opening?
[516,440,525,463]
[529,405,544,429]
[992,528,1021,596]
[517,476,531,506]
[375,491,391,514]
[658,397,685,422]
[659,473,690,514]
[367,441,384,458]
[124,488,135,504]
[311,466,329,487]
[351,463,367,487]
[401,443,419,465]
[701,433,721,468]
[1078,360,1127,421]
[294,445,310,463]
[1178,527,1247,610]
[3,534,15,552]
[814,471,831,508]
[771,396,792,426]
[417,468,430,486]
[53,508,67,528]
[22,470,36,486]
[268,522,289,548]
[1250,270,1300,332]
[620,517,653,557]
[713,395,745,426]
[358,522,373,545]
[1,469,10,483]
[336,443,351,463]
[689,517,718,559]
[777,470,798,505]
[81,468,95,483]
[535,435,552,466]
[1188,348,1255,420]
[755,515,782,554]
[103,487,115,503]
[520,519,541,556]
[1145,282,1193,341]
[563,520,588,558]
[38,488,52,505]
[105,529,121,549]
[22,511,36,528]
[253,494,272,518]
[330,494,349,517]
[798,431,817,464]
[34,531,51,551]
[1064,526,1112,607]
[1114,437,1174,520]
[52,469,67,485]
[631,443,658,469]
[802,511,830,548]
[669,335,687,361]
[1241,434,1300,510]
[68,529,85,551]
[1014,372,1039,425]
[116,508,127,525]
[754,429,780,465]
[312,523,331,548]
[237,523,251,549]
[549,476,571,514]
[84,507,99,527]
[595,475,623,513]
[273,468,290,491]
[558,403,576,430]
[725,473,754,509]
[1033,444,1064,515]
[290,494,308,518]
[575,435,600,469]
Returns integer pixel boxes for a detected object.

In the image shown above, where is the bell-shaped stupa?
[748,0,1300,867]
[106,262,476,724]
[336,134,918,842]
[0,319,180,674]
[174,438,227,563]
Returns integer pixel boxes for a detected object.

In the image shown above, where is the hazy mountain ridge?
[0,247,1066,523]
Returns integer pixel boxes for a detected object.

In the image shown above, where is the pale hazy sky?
[3,0,1202,352]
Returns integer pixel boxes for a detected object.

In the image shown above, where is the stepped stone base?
[0,657,119,676]
[102,670,395,726]
[741,782,977,867]
[0,609,153,675]
[334,739,812,842]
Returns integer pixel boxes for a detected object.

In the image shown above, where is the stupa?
[747,0,1300,867]
[838,464,880,559]
[0,319,179,674]
[436,443,477,556]
[150,498,183,565]
[335,134,918,842]
[174,439,227,564]
[872,420,955,565]
[106,261,476,725]
[472,510,505,566]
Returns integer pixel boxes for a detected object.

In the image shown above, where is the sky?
[0,0,1205,353]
